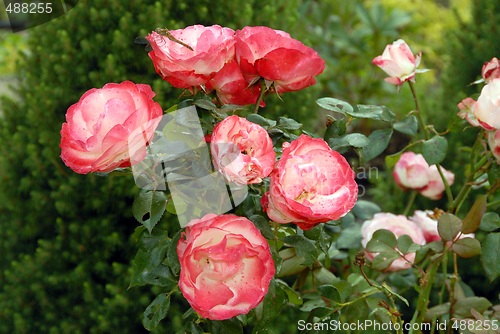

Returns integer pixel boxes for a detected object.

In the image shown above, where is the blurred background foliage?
[1,0,499,332]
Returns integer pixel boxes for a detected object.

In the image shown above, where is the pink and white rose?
[482,57,500,83]
[177,214,275,320]
[488,129,500,163]
[372,39,429,86]
[474,78,500,130]
[361,212,426,271]
[60,81,162,174]
[205,60,265,106]
[210,115,275,186]
[146,25,235,89]
[457,97,480,127]
[261,135,358,230]
[393,152,431,190]
[418,165,455,200]
[410,210,475,243]
[235,26,325,93]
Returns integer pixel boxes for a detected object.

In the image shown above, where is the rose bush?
[473,78,500,130]
[204,60,265,106]
[60,81,162,174]
[146,25,235,89]
[372,39,428,86]
[361,212,426,271]
[177,214,275,320]
[234,26,325,93]
[210,115,275,186]
[261,134,358,230]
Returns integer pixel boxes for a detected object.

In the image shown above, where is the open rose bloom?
[362,213,426,271]
[235,26,325,93]
[177,214,275,320]
[210,115,275,186]
[262,135,358,230]
[60,81,162,174]
[372,39,429,86]
[473,78,500,130]
[146,25,235,89]
[393,152,454,200]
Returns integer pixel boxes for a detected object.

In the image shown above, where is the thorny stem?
[253,78,267,114]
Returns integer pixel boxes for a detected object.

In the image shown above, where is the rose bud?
[474,78,500,130]
[410,210,474,243]
[205,60,265,106]
[488,129,500,163]
[177,214,275,320]
[60,81,162,174]
[482,57,500,83]
[261,135,358,230]
[393,152,430,190]
[418,165,455,200]
[457,97,480,127]
[361,212,426,271]
[235,26,325,93]
[210,115,275,186]
[146,25,235,89]
[372,39,429,87]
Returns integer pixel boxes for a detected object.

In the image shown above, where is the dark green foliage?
[0,0,307,332]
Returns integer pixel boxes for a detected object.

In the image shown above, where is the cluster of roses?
[457,57,500,162]
[59,25,361,321]
[146,25,325,105]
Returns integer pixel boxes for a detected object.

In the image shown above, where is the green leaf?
[319,285,341,303]
[281,235,318,267]
[316,97,353,117]
[438,213,462,241]
[481,232,500,282]
[277,116,302,130]
[415,241,444,263]
[362,129,393,162]
[166,198,188,215]
[133,226,147,243]
[351,200,381,220]
[371,251,400,270]
[422,136,448,165]
[328,133,370,152]
[488,163,500,189]
[385,151,404,170]
[393,115,418,136]
[324,118,347,141]
[462,195,487,234]
[347,104,397,122]
[209,318,243,334]
[139,228,169,252]
[253,280,287,333]
[332,281,351,303]
[276,280,303,306]
[479,212,500,232]
[453,237,481,258]
[397,235,421,255]
[132,190,168,233]
[336,226,362,249]
[193,99,217,111]
[453,297,492,318]
[366,229,397,252]
[246,114,276,129]
[142,293,170,331]
[249,215,274,240]
[382,282,409,307]
[424,303,450,322]
[167,230,182,274]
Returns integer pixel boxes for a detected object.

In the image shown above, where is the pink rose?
[488,129,500,163]
[409,210,441,242]
[393,152,431,190]
[210,115,275,186]
[235,26,325,93]
[204,60,265,106]
[361,212,426,271]
[60,81,162,174]
[177,214,275,320]
[482,57,500,83]
[457,97,480,127]
[474,78,500,130]
[418,165,455,200]
[261,135,358,230]
[410,210,475,243]
[372,39,429,86]
[146,25,235,89]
